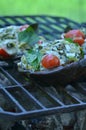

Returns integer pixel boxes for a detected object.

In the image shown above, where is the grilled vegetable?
[0,26,20,59]
[18,39,83,72]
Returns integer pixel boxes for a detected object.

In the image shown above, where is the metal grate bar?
[0,15,81,40]
[0,67,47,109]
[38,86,65,106]
[15,103,86,120]
[16,85,47,109]
[65,90,83,104]
[72,82,86,95]
[0,85,26,112]
[0,107,4,112]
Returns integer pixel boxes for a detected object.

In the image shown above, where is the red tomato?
[64,30,85,39]
[0,48,11,59]
[64,29,85,45]
[41,54,60,69]
[73,37,85,46]
[20,24,29,31]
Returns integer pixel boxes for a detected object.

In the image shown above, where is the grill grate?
[0,66,86,121]
[0,16,86,122]
[0,15,81,40]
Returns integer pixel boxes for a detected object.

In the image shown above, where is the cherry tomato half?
[41,54,60,69]
[73,37,85,46]
[20,24,29,31]
[64,30,85,39]
[0,48,11,59]
[64,29,85,45]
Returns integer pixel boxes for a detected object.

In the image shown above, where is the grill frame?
[0,15,86,122]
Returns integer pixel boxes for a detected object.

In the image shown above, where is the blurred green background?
[0,0,86,23]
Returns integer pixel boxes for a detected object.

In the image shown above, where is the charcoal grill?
[0,15,86,130]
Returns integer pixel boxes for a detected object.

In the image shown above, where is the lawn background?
[0,0,86,23]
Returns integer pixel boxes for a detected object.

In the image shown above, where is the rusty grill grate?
[0,16,86,122]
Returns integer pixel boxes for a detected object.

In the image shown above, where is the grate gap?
[54,86,81,105]
[65,85,85,103]
[0,69,17,87]
[35,17,47,23]
[25,17,36,24]
[0,85,26,112]
[45,16,57,23]
[2,18,16,25]
[71,82,86,101]
[7,86,43,111]
[24,84,60,108]
[38,86,65,106]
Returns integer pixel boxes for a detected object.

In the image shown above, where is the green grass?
[0,0,86,23]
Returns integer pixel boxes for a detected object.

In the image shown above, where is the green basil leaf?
[65,38,73,43]
[18,23,39,47]
[31,58,40,71]
[24,49,37,63]
[80,47,84,58]
[24,49,43,71]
